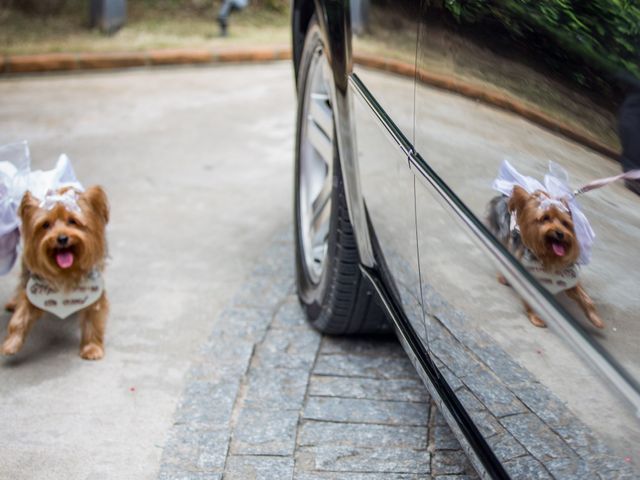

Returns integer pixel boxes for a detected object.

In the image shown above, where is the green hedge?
[441,0,640,88]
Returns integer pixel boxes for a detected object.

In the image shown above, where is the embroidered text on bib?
[521,255,580,294]
[26,271,104,319]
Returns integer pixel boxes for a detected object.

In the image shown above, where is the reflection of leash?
[573,169,640,196]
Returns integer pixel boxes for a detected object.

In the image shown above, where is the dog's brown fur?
[508,186,603,329]
[1,186,109,360]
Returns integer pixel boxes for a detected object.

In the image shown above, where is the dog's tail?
[485,195,511,245]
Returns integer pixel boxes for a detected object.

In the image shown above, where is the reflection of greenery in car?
[439,0,640,90]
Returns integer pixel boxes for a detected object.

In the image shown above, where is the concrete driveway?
[0,63,296,479]
[0,63,477,480]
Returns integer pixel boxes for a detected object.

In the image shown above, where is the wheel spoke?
[311,92,330,101]
[310,214,330,252]
[311,178,331,229]
[307,116,333,164]
[321,59,333,101]
[309,95,333,141]
[312,244,326,265]
[311,173,332,219]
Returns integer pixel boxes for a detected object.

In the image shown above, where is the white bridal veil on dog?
[492,159,595,266]
[0,141,83,275]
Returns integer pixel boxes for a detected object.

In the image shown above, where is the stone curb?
[0,46,292,74]
[0,47,617,160]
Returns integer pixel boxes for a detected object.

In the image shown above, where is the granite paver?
[157,230,636,479]
[156,233,478,479]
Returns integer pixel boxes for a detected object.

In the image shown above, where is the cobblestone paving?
[387,248,638,479]
[157,230,637,480]
[157,231,478,479]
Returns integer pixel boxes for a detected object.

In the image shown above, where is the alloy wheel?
[298,46,335,284]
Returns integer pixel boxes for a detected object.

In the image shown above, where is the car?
[291,1,640,478]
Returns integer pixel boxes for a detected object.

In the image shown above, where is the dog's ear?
[82,186,109,225]
[508,186,530,214]
[18,191,40,223]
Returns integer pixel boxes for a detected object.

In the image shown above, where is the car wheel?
[294,18,388,335]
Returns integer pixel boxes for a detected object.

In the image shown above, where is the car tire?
[294,18,389,335]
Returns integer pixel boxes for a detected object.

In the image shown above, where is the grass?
[0,1,290,55]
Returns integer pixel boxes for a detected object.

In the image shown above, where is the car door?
[413,2,640,478]
[349,0,425,339]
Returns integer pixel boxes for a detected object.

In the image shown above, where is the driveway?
[0,63,474,479]
[0,63,294,479]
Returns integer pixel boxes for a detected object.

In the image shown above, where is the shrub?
[440,0,640,89]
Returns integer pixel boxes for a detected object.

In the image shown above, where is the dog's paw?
[1,336,23,356]
[4,299,16,312]
[80,343,104,360]
[588,312,605,329]
[527,313,547,328]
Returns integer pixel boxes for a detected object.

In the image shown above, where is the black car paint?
[292,0,640,477]
[292,0,508,477]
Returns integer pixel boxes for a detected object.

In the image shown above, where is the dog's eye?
[541,214,550,222]
[68,218,77,226]
[42,221,50,230]
[562,221,570,228]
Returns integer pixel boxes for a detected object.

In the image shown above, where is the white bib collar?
[26,270,103,319]
[521,250,580,294]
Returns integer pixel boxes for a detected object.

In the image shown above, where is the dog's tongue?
[56,251,74,269]
[552,242,566,257]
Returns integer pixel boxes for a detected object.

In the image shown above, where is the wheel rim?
[299,45,335,284]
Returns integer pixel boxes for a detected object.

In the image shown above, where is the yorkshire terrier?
[487,185,604,329]
[1,186,109,360]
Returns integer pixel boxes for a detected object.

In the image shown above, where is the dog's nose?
[57,235,69,246]
[553,230,564,240]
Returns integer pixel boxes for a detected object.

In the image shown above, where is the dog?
[487,185,604,329]
[1,186,109,360]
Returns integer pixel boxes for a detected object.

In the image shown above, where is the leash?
[573,169,640,196]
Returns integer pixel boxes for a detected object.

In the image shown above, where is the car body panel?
[292,0,640,477]
[351,71,424,347]
[349,0,426,354]
[413,3,640,475]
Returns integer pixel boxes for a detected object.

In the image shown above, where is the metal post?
[89,0,126,34]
